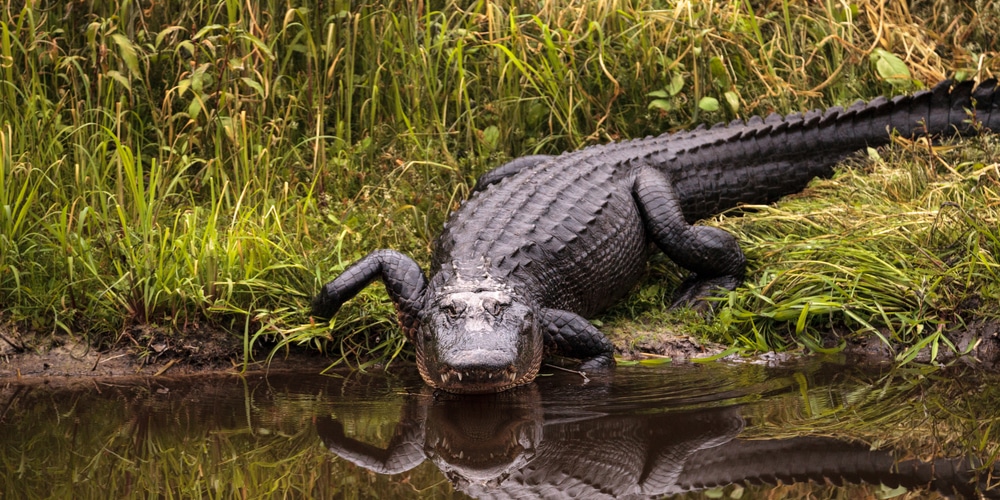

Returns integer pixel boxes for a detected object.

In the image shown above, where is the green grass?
[717,138,1000,353]
[0,1,999,366]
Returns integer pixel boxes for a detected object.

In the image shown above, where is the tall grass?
[0,1,998,362]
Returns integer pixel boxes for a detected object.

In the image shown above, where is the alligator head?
[415,265,544,394]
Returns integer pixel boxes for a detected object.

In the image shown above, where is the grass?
[0,0,999,366]
[716,138,1000,354]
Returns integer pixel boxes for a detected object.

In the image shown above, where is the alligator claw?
[578,353,615,371]
[669,274,742,313]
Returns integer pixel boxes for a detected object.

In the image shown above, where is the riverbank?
[5,314,998,383]
[1,1,999,372]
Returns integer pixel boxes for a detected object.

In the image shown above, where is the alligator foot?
[541,308,617,369]
[578,352,615,371]
[670,274,742,313]
[632,165,747,315]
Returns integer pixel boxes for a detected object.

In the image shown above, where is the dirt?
[0,322,335,383]
[3,318,999,386]
[612,319,1000,369]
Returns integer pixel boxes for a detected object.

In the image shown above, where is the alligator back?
[432,142,650,317]
[433,79,1000,317]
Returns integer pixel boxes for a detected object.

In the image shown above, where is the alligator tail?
[799,78,1000,153]
[673,436,996,498]
[660,79,1000,220]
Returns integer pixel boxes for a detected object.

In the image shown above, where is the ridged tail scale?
[649,79,1000,221]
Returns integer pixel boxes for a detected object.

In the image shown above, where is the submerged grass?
[0,1,999,365]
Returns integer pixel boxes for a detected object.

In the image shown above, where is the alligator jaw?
[434,362,523,394]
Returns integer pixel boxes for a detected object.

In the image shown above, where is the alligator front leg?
[633,166,746,309]
[540,308,616,370]
[316,415,427,475]
[312,249,428,340]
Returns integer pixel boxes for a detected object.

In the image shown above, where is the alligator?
[312,79,1000,394]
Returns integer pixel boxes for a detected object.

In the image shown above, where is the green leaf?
[638,357,672,366]
[667,72,685,96]
[105,70,131,91]
[709,56,729,86]
[481,125,500,151]
[795,301,811,334]
[177,78,191,97]
[110,34,140,79]
[724,91,739,113]
[238,32,275,60]
[871,48,911,86]
[188,98,202,120]
[703,487,725,498]
[692,346,740,362]
[85,22,100,48]
[698,96,720,112]
[193,24,225,40]
[648,99,673,112]
[154,26,186,48]
[876,484,908,499]
[241,77,265,98]
[177,40,196,58]
[647,90,670,98]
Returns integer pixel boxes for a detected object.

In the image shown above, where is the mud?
[3,318,999,386]
[0,323,334,384]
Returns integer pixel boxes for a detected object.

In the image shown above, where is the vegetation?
[1,0,999,365]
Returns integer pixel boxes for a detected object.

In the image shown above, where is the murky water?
[3,358,999,498]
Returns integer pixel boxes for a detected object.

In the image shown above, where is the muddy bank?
[3,319,1000,384]
[0,323,335,382]
[612,319,1000,369]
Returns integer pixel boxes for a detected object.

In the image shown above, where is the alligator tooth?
[440,373,448,383]
[456,372,462,381]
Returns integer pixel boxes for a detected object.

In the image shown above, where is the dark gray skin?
[312,79,1000,394]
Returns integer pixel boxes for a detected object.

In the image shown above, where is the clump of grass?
[696,135,1000,358]
[0,1,998,366]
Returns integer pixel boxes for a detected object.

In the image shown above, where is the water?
[3,358,998,498]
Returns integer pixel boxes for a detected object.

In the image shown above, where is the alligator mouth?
[427,424,526,468]
[436,364,521,394]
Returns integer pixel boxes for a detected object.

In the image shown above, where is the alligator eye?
[484,299,506,317]
[442,302,466,319]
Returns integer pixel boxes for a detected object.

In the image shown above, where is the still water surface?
[3,358,999,498]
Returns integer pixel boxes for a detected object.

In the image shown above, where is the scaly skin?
[313,79,1000,394]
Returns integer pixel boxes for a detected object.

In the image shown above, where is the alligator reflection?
[318,377,996,498]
